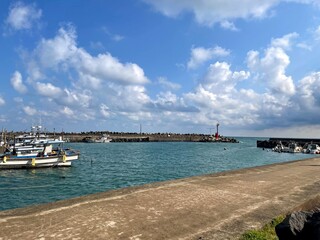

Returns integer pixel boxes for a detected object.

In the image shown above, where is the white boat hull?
[1,125,80,169]
[0,154,79,169]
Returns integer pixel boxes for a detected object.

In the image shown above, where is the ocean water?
[0,137,313,211]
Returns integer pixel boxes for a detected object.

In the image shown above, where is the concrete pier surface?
[1,157,320,240]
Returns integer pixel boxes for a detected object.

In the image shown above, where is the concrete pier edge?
[1,157,320,239]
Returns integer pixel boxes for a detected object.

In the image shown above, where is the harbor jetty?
[1,157,320,239]
[2,131,239,143]
[257,138,320,149]
[68,132,238,143]
[1,122,238,143]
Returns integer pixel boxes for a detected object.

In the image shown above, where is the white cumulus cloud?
[143,0,319,29]
[34,82,63,98]
[143,0,279,27]
[157,77,181,90]
[187,46,230,69]
[295,72,320,110]
[60,106,74,118]
[202,61,250,93]
[19,25,151,124]
[100,104,111,118]
[220,20,239,31]
[247,34,296,96]
[0,97,5,106]
[6,1,42,31]
[35,27,77,69]
[271,32,299,50]
[23,105,37,115]
[27,26,149,85]
[78,51,149,85]
[10,71,28,94]
[60,89,92,109]
[182,60,257,128]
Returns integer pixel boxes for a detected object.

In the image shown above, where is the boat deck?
[1,157,320,239]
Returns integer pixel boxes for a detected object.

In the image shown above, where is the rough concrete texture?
[1,157,320,240]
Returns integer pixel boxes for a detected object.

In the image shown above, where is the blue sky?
[1,0,320,137]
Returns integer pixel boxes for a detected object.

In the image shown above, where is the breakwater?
[257,138,320,148]
[5,131,239,143]
[71,133,238,143]
[62,132,205,142]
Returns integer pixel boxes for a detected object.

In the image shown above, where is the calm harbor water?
[0,137,313,211]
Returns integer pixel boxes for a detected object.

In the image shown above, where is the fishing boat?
[282,142,302,153]
[93,134,112,143]
[0,151,79,169]
[0,143,79,169]
[272,141,302,153]
[10,125,62,147]
[0,126,80,169]
[303,143,320,154]
[84,134,112,143]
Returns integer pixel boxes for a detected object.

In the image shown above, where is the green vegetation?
[239,215,285,240]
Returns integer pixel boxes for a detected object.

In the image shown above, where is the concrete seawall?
[1,157,320,239]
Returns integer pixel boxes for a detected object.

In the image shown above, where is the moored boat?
[303,143,320,154]
[0,144,79,169]
[0,150,79,169]
[282,142,302,153]
[0,125,80,169]
[94,134,112,143]
[83,134,112,143]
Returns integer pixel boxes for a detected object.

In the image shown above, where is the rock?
[276,209,320,240]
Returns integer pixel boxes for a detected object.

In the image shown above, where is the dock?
[1,157,320,239]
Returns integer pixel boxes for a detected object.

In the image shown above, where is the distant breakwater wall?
[4,131,239,143]
[257,138,320,148]
[66,133,207,142]
[64,133,239,143]
[62,133,239,143]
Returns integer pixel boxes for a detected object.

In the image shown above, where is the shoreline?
[1,157,320,239]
